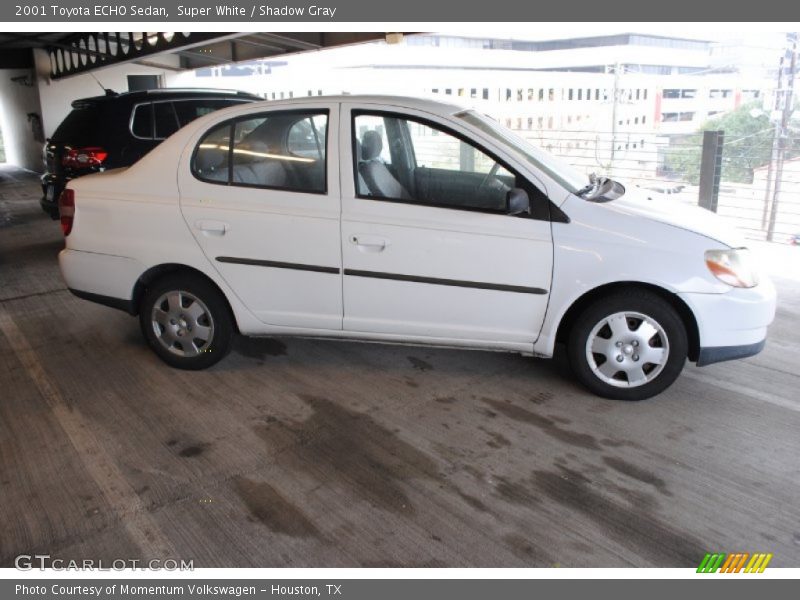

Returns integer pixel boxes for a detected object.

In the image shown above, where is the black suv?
[41,88,261,217]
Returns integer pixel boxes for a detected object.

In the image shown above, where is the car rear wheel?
[139,274,234,370]
[567,290,688,400]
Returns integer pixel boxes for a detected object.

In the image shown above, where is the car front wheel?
[139,274,234,370]
[567,290,688,400]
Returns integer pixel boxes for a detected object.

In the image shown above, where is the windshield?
[457,110,588,194]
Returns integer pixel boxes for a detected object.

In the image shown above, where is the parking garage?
[1,31,799,569]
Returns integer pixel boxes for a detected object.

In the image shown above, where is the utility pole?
[609,61,620,176]
[767,33,797,242]
[760,49,784,230]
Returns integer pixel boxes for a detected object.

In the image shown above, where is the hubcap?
[151,290,214,358]
[585,311,669,388]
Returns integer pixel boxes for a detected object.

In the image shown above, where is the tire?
[566,290,688,400]
[139,273,234,370]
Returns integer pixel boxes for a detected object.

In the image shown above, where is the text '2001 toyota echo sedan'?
[58,96,776,400]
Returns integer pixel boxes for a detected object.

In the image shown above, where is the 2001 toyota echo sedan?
[58,96,777,400]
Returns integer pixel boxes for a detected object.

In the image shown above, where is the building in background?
[177,33,779,185]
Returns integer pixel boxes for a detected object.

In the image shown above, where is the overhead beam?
[45,32,412,80]
[47,32,238,79]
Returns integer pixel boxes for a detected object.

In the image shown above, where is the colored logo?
[697,552,773,573]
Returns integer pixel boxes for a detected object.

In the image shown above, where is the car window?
[52,104,107,144]
[173,99,251,127]
[353,115,392,164]
[154,102,180,139]
[287,115,327,161]
[408,119,514,178]
[353,112,515,212]
[192,110,328,194]
[130,103,153,139]
[193,123,231,183]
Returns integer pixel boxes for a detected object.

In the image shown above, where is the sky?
[428,23,798,43]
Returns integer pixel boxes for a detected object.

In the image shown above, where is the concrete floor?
[1,164,799,568]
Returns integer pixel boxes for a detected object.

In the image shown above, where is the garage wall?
[0,68,45,172]
[32,49,181,139]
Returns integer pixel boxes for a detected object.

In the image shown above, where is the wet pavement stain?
[178,443,209,458]
[603,456,673,497]
[607,484,660,511]
[233,477,320,538]
[253,395,442,515]
[494,476,540,507]
[502,533,550,564]
[234,337,288,361]
[547,414,572,425]
[434,396,457,404]
[456,490,489,513]
[529,391,553,405]
[360,558,448,568]
[600,438,641,449]
[483,430,511,449]
[481,398,600,450]
[531,467,706,566]
[407,356,433,372]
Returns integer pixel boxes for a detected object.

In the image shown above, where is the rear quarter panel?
[64,126,265,334]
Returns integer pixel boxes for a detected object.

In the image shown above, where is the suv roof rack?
[141,88,258,96]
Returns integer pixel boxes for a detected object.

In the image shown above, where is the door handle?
[350,234,389,252]
[195,220,228,236]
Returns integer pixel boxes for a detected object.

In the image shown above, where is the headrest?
[196,146,226,172]
[361,130,383,160]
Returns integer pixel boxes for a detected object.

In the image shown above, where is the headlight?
[705,248,759,288]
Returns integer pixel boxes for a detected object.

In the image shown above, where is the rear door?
[178,103,342,330]
[340,103,553,345]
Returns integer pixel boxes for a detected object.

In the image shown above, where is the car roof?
[246,94,468,117]
[71,88,261,108]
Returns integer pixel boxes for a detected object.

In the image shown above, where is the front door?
[340,105,553,345]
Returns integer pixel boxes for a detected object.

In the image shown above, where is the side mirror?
[506,187,530,216]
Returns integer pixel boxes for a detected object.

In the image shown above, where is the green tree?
[663,101,798,185]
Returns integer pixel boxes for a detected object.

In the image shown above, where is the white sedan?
[58,95,776,400]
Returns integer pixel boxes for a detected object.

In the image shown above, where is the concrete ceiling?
[0,32,408,79]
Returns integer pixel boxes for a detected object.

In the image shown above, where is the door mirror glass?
[506,187,530,216]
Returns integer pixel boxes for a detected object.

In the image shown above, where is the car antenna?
[87,70,116,96]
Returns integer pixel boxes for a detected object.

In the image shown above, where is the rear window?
[130,103,152,138]
[131,98,251,140]
[154,102,180,138]
[52,105,107,144]
[192,110,328,193]
[173,99,249,127]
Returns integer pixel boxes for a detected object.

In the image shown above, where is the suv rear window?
[132,98,251,140]
[154,102,180,139]
[52,105,107,144]
[130,103,152,138]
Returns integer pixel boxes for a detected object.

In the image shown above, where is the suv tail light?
[62,147,108,169]
[58,189,75,236]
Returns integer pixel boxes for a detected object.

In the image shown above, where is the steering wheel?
[477,162,501,191]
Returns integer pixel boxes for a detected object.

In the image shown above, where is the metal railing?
[516,128,800,245]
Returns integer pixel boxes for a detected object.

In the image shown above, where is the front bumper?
[679,275,776,366]
[696,339,766,367]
